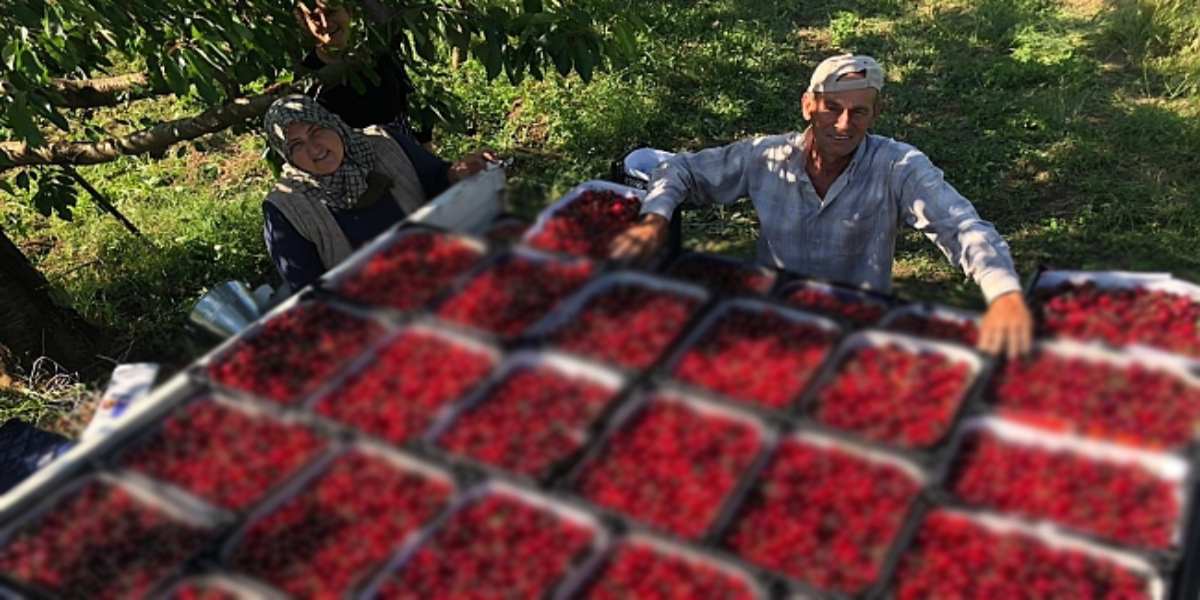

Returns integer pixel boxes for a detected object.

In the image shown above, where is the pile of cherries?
[121,399,325,510]
[1037,282,1200,357]
[992,351,1200,450]
[949,430,1179,550]
[784,286,887,327]
[550,283,701,370]
[0,481,211,599]
[885,312,979,346]
[207,302,383,404]
[315,330,495,445]
[438,366,617,478]
[894,511,1154,599]
[378,493,594,598]
[230,451,452,597]
[577,398,762,539]
[584,541,757,599]
[526,190,642,259]
[724,438,920,594]
[672,307,835,410]
[437,253,594,338]
[333,231,483,311]
[813,343,972,448]
[666,254,775,296]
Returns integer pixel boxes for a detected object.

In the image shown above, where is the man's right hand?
[609,213,669,261]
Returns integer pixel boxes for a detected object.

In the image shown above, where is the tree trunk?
[0,226,101,376]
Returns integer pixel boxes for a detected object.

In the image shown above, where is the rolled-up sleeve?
[642,138,760,220]
[894,148,1022,304]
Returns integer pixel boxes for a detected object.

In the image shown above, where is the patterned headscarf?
[264,94,378,210]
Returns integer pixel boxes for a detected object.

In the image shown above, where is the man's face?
[802,85,879,161]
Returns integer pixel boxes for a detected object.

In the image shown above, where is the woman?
[262,94,492,290]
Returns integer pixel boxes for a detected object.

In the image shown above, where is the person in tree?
[261,94,494,290]
[295,0,431,141]
[609,54,1033,358]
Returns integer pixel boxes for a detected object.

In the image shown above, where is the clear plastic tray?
[799,329,986,455]
[774,279,894,327]
[220,440,459,597]
[522,180,647,245]
[939,415,1192,555]
[560,529,771,600]
[525,270,711,372]
[565,383,777,543]
[663,252,780,296]
[318,225,489,311]
[889,506,1167,600]
[878,302,982,347]
[0,472,225,598]
[362,478,610,600]
[660,296,842,414]
[989,338,1200,451]
[306,317,504,444]
[425,349,629,484]
[431,245,597,343]
[719,428,926,599]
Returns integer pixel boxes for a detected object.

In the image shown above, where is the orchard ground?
[2,0,1199,430]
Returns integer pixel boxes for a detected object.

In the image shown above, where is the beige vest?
[264,125,425,269]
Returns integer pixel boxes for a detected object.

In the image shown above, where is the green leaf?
[7,93,45,147]
[614,20,638,58]
[523,0,543,13]
[476,37,503,80]
[162,54,190,95]
[570,39,594,82]
[548,37,572,76]
[2,40,20,71]
[31,171,78,222]
[35,94,70,131]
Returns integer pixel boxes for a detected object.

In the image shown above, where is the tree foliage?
[0,0,640,176]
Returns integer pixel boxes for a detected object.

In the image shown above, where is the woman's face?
[285,121,345,175]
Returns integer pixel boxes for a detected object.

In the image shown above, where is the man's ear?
[801,92,814,121]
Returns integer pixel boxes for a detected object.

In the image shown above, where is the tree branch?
[49,73,161,108]
[0,83,298,171]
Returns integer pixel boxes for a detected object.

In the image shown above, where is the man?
[610,54,1033,358]
[295,0,431,141]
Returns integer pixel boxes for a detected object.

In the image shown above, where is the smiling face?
[314,1,351,48]
[285,121,345,175]
[801,77,880,162]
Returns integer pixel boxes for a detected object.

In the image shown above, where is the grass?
[1,0,1198,426]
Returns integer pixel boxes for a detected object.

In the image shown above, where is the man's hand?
[448,149,499,183]
[978,291,1034,360]
[609,213,669,261]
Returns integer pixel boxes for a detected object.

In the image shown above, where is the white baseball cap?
[807,54,885,93]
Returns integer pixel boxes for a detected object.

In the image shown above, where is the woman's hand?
[448,149,499,183]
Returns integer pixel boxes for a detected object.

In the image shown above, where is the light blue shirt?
[642,130,1022,303]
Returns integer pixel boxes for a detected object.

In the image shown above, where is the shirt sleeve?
[263,202,326,291]
[893,148,1022,304]
[382,123,450,198]
[641,137,760,220]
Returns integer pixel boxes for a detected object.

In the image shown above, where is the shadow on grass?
[567,0,1200,304]
[57,213,272,365]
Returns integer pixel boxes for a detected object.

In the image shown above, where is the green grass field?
[2,0,1198,428]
